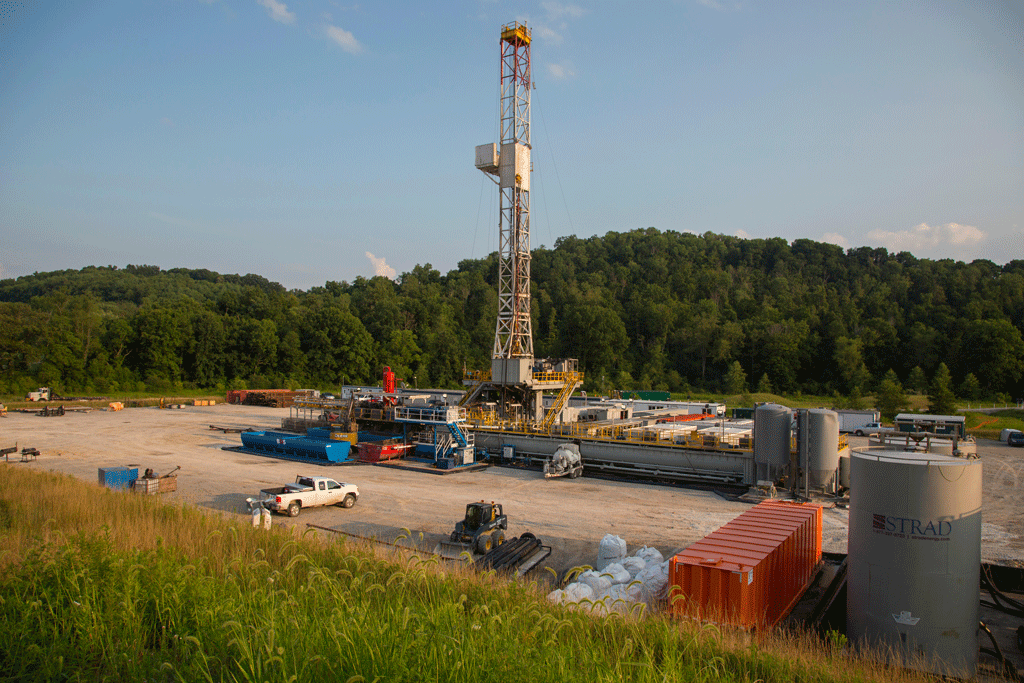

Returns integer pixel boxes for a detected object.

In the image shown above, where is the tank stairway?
[538,371,582,431]
[447,422,471,448]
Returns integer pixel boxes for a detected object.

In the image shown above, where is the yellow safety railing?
[462,369,586,385]
[531,370,585,384]
[464,369,491,382]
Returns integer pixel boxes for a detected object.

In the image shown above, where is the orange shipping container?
[669,500,822,629]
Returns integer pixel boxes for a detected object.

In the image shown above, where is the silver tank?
[805,409,839,488]
[754,403,791,466]
[847,450,981,677]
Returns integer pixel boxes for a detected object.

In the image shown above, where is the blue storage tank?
[98,467,139,490]
[239,430,352,463]
[241,431,301,452]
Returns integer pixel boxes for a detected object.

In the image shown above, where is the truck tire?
[287,501,300,517]
[475,534,492,555]
[855,430,864,436]
[340,494,356,509]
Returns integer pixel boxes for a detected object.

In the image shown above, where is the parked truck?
[834,409,881,434]
[26,387,52,402]
[852,421,894,437]
[259,475,359,517]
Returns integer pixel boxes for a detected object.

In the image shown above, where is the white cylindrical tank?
[806,409,839,488]
[754,403,791,466]
[847,450,981,677]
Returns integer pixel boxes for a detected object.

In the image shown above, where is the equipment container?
[669,500,822,629]
[134,478,160,494]
[98,467,139,490]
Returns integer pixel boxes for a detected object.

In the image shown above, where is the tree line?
[2,229,1023,402]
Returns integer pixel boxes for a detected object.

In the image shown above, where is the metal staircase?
[539,371,582,431]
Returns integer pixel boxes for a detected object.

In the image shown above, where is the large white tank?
[847,450,981,677]
[805,409,839,488]
[753,403,791,466]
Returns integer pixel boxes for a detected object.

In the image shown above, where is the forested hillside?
[2,229,1023,400]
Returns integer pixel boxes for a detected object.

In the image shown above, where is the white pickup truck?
[853,422,894,437]
[259,475,359,517]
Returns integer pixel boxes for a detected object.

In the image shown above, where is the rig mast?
[476,21,534,370]
[470,21,580,426]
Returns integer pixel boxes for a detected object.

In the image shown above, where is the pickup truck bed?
[258,476,359,517]
[260,484,310,496]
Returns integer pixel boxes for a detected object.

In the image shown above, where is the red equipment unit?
[383,366,396,394]
[669,500,822,629]
[357,440,413,463]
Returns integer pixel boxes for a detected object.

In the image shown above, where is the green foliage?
[2,234,1024,398]
[928,363,957,415]
[906,366,927,394]
[847,386,865,410]
[959,373,981,401]
[723,361,747,394]
[875,369,909,421]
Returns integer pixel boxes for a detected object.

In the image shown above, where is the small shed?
[894,413,966,438]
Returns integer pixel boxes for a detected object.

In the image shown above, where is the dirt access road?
[3,404,1022,575]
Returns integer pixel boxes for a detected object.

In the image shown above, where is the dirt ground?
[2,404,1022,576]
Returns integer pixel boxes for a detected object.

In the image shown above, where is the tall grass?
[0,467,936,682]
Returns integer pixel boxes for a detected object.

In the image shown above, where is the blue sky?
[2,1,1022,290]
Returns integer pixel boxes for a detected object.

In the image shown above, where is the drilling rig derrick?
[468,21,581,428]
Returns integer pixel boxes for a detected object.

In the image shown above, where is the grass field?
[0,466,944,683]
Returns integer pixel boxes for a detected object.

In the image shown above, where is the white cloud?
[547,62,575,79]
[822,232,849,249]
[160,117,174,127]
[530,1,586,46]
[326,24,362,54]
[534,24,563,43]
[734,229,750,239]
[541,1,585,20]
[366,252,396,279]
[257,0,295,25]
[697,0,725,10]
[867,222,985,255]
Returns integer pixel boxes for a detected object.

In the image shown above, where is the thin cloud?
[160,117,174,127]
[735,229,750,239]
[868,222,985,255]
[530,1,586,46]
[366,252,396,279]
[541,1,585,20]
[821,232,849,249]
[327,24,362,54]
[257,0,295,25]
[697,0,725,10]
[547,62,575,79]
[534,24,563,44]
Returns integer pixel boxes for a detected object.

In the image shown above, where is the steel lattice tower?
[476,22,533,361]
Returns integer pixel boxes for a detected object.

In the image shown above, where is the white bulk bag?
[596,534,627,570]
[601,562,632,585]
[577,570,612,595]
